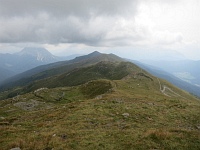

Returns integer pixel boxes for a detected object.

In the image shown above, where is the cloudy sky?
[0,0,200,60]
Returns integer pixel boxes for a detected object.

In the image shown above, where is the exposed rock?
[34,87,48,93]
[122,113,130,118]
[95,95,103,99]
[196,125,200,130]
[113,98,124,103]
[0,116,5,120]
[14,100,40,111]
[147,117,153,121]
[10,147,21,150]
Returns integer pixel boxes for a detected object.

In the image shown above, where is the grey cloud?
[0,0,140,45]
[0,0,183,47]
[0,0,138,18]
[0,15,109,44]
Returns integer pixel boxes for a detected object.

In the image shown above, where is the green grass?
[80,79,112,98]
[0,61,133,100]
[0,67,200,149]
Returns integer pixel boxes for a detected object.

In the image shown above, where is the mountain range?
[0,47,60,83]
[0,49,199,149]
[0,49,199,98]
[0,51,124,98]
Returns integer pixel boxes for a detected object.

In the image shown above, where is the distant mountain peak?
[88,51,102,57]
[17,47,51,56]
[16,47,58,63]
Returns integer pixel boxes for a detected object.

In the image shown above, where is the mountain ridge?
[0,51,199,101]
[0,51,200,149]
[0,52,125,99]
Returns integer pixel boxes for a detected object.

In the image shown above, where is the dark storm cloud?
[0,0,139,45]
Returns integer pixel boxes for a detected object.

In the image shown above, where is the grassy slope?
[0,73,200,149]
[0,61,133,100]
[0,54,124,100]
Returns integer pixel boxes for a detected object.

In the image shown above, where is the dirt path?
[157,78,185,99]
[157,78,170,97]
